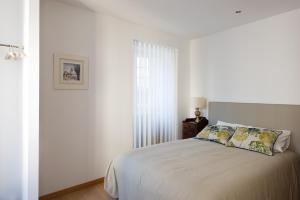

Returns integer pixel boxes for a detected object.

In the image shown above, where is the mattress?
[105,139,300,200]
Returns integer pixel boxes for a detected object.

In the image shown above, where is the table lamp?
[192,97,206,123]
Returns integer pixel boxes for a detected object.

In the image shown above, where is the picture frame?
[53,54,89,90]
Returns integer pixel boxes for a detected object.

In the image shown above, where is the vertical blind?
[133,40,178,148]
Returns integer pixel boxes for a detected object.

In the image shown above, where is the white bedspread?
[105,139,300,200]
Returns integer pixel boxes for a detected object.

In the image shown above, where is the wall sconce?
[1,43,26,60]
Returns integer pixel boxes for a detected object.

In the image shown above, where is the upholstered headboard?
[208,102,300,155]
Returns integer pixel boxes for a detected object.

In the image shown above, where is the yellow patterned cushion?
[196,125,236,145]
[226,127,281,156]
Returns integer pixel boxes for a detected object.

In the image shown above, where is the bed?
[105,102,300,200]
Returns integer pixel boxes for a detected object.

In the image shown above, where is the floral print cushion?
[226,127,281,156]
[196,125,236,145]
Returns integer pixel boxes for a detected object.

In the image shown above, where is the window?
[133,40,178,148]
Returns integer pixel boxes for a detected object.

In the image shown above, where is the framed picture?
[53,54,89,90]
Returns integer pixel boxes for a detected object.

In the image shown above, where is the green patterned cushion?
[196,125,236,145]
[226,127,281,156]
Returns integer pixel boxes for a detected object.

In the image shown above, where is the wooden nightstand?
[182,117,208,139]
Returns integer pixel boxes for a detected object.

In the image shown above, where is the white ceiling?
[60,0,300,39]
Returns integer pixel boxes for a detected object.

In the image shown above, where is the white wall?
[190,8,300,106]
[0,1,39,199]
[0,0,24,199]
[40,0,190,195]
[22,0,40,199]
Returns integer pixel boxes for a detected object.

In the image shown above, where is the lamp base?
[194,108,201,123]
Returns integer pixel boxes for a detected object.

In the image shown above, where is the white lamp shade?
[192,97,206,109]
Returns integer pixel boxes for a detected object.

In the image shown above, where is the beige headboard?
[208,102,300,155]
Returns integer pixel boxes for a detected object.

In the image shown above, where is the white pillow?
[216,121,291,153]
[216,121,236,127]
[273,130,291,153]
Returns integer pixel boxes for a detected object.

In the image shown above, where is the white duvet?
[105,139,300,200]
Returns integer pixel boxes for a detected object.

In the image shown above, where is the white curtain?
[133,40,178,148]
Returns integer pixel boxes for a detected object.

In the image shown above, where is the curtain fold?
[133,40,178,148]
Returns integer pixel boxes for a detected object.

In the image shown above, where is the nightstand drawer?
[183,130,198,139]
[182,123,198,133]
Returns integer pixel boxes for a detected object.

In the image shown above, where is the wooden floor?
[48,182,114,200]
